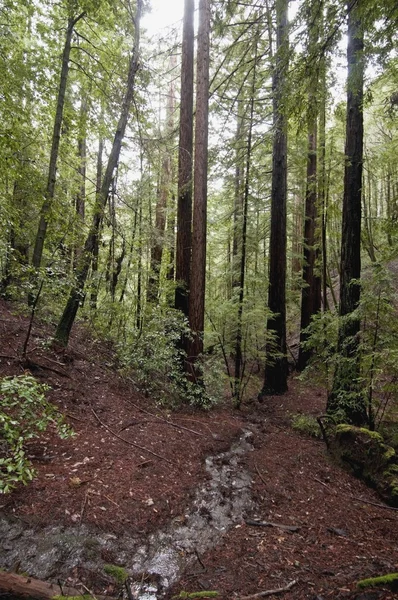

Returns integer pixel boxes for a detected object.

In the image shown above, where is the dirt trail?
[1,299,397,599]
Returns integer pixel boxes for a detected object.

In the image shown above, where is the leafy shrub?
[117,307,219,409]
[0,375,73,493]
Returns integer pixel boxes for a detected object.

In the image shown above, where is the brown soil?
[1,299,398,600]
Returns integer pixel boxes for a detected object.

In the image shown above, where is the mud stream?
[0,431,254,598]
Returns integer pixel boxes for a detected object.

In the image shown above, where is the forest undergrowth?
[1,297,398,600]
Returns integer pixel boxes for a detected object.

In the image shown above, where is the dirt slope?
[0,299,397,600]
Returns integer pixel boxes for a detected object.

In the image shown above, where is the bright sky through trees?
[142,0,185,36]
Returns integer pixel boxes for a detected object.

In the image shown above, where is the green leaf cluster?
[0,374,74,493]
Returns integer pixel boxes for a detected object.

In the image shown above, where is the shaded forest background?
[1,0,398,426]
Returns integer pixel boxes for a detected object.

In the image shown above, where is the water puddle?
[0,430,254,598]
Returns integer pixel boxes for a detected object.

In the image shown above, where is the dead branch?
[254,462,268,489]
[91,408,174,464]
[23,357,70,378]
[0,571,116,600]
[245,519,300,532]
[351,495,398,512]
[239,579,297,599]
[125,396,206,437]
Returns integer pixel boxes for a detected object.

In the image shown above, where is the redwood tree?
[175,0,195,318]
[187,0,210,380]
[328,0,367,425]
[259,0,289,397]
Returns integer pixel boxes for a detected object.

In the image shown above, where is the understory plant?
[0,374,73,493]
[117,306,220,409]
[301,263,398,428]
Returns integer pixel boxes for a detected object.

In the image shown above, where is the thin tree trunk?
[187,0,211,381]
[260,0,289,398]
[31,12,85,272]
[90,128,104,312]
[72,93,88,270]
[54,1,142,347]
[233,36,258,407]
[319,57,329,312]
[298,0,322,371]
[175,0,195,318]
[231,100,244,295]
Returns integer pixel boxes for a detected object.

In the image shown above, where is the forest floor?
[0,298,398,600]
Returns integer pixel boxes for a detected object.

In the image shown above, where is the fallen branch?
[245,519,300,532]
[125,397,205,437]
[23,357,70,378]
[351,495,398,512]
[91,408,174,464]
[239,579,297,599]
[254,462,268,489]
[0,570,116,600]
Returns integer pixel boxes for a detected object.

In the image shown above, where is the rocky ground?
[0,299,397,600]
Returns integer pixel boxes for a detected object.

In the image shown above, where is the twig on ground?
[66,413,83,422]
[79,492,89,525]
[194,548,206,571]
[351,495,398,512]
[239,579,297,599]
[314,477,328,487]
[80,581,99,600]
[245,519,300,532]
[91,408,174,464]
[125,396,206,437]
[23,357,70,378]
[254,462,268,489]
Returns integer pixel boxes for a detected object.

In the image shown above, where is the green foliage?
[117,307,219,409]
[103,564,128,584]
[300,264,398,426]
[291,414,322,439]
[0,375,73,493]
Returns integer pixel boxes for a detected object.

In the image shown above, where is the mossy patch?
[357,573,398,591]
[332,425,398,506]
[103,563,128,584]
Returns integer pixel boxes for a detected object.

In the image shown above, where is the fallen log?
[0,571,115,600]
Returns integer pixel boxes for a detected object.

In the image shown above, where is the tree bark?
[260,0,289,397]
[187,0,211,381]
[0,571,115,600]
[54,1,142,347]
[328,0,367,425]
[298,0,322,371]
[148,71,176,303]
[175,0,195,318]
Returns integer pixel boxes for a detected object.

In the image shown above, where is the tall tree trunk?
[328,0,367,425]
[54,1,142,347]
[90,127,104,312]
[231,100,244,296]
[298,0,322,371]
[187,0,211,381]
[259,0,289,398]
[147,73,176,303]
[319,57,329,312]
[233,36,257,407]
[31,12,85,272]
[72,93,88,270]
[175,0,195,318]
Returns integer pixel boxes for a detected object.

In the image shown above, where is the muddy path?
[0,431,255,598]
